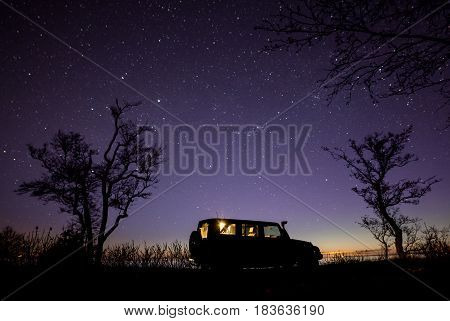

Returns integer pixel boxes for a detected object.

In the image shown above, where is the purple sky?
[1,0,449,252]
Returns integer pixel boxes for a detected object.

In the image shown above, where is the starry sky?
[1,0,449,252]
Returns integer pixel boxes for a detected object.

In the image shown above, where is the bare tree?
[324,127,440,258]
[257,0,450,124]
[17,100,162,264]
[93,100,162,264]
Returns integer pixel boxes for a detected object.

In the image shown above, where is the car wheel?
[303,258,319,273]
[292,257,318,273]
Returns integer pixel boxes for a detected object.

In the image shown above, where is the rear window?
[199,222,208,239]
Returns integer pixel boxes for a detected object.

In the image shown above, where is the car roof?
[199,218,281,226]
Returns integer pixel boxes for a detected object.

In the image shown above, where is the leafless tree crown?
[258,0,450,109]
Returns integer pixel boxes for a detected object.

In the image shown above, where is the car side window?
[218,221,236,235]
[242,224,259,237]
[264,225,281,239]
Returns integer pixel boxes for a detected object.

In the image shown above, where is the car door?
[214,220,238,265]
[240,222,263,265]
[262,224,284,265]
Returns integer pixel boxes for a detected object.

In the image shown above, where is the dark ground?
[1,259,448,300]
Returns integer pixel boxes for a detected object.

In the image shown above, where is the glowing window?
[242,224,259,237]
[264,225,281,238]
[218,221,236,235]
[199,222,208,239]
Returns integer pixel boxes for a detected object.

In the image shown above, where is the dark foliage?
[1,226,448,300]
[0,226,85,266]
[1,258,448,300]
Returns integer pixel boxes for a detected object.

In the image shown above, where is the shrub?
[328,253,365,264]
[0,226,89,266]
[0,226,25,264]
[0,226,59,265]
[102,241,191,269]
[418,225,449,259]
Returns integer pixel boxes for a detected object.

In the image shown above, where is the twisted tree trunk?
[94,182,109,265]
[379,207,405,259]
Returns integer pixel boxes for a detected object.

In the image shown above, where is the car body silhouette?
[189,218,322,270]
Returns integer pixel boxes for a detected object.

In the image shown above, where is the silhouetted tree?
[324,127,440,258]
[258,0,450,125]
[17,100,162,264]
[17,131,98,260]
[93,100,162,264]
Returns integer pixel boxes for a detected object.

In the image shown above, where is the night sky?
[1,0,449,252]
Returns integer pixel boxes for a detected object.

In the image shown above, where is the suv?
[189,218,322,270]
